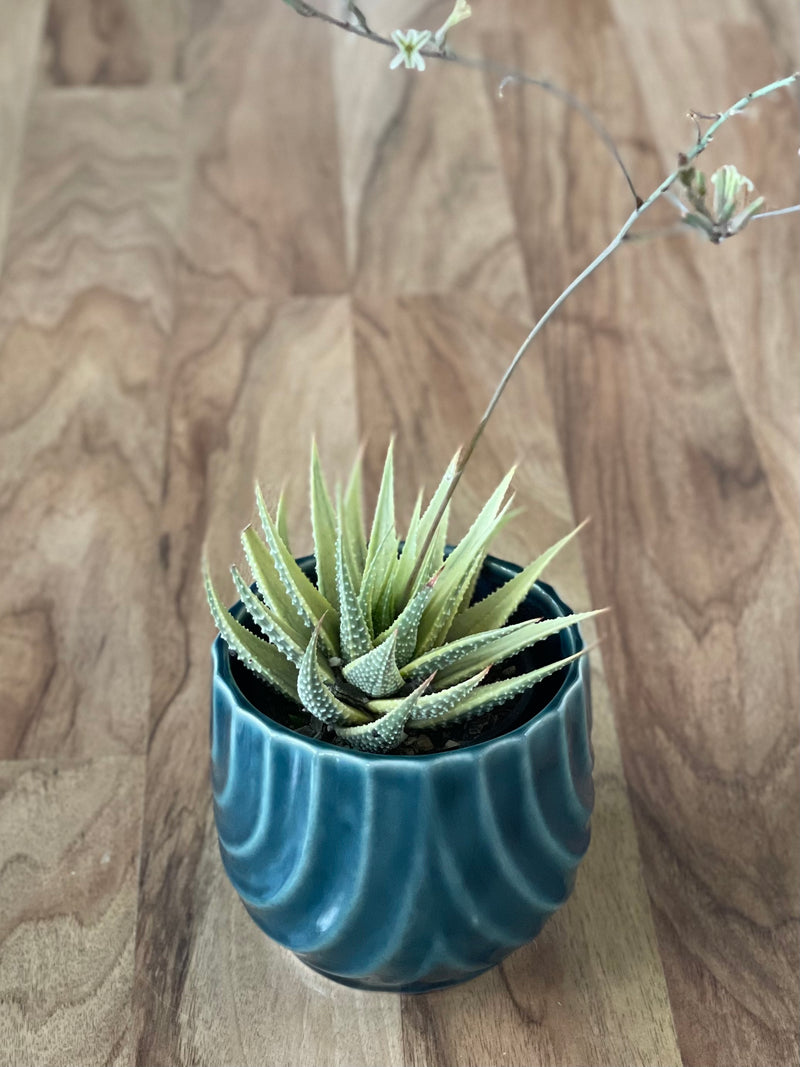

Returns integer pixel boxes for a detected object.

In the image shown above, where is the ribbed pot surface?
[210,555,594,992]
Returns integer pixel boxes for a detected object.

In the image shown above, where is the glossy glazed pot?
[210,553,594,993]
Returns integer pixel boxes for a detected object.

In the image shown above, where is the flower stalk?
[401,69,800,597]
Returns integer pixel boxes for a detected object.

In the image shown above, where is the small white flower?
[390,28,432,71]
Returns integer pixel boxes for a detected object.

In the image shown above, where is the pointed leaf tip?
[297,623,369,728]
[447,521,592,640]
[342,627,404,697]
[335,671,434,752]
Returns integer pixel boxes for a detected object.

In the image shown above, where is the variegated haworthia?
[205,442,600,753]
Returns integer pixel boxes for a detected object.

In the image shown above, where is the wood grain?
[179,0,347,299]
[0,757,144,1066]
[0,1,797,1064]
[333,1,529,319]
[487,4,799,1064]
[351,293,681,1067]
[608,10,800,558]
[132,293,360,1066]
[0,87,182,759]
[127,10,353,1061]
[0,1,48,270]
[41,0,191,87]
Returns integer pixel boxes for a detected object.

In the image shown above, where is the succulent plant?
[205,442,600,754]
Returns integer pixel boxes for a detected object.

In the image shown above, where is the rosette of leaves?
[205,443,600,754]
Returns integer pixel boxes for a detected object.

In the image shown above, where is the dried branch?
[280,0,797,595]
[403,69,800,596]
[281,0,641,205]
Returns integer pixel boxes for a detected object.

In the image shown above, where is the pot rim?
[211,553,587,764]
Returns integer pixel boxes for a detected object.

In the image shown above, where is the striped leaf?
[335,674,434,752]
[424,503,519,652]
[342,448,367,587]
[256,483,340,655]
[404,453,458,601]
[391,490,423,607]
[369,667,490,725]
[429,647,590,726]
[448,519,589,639]
[335,504,372,661]
[342,629,404,697]
[403,609,605,687]
[276,490,290,552]
[241,526,310,646]
[362,440,397,621]
[357,526,396,637]
[373,555,399,636]
[204,560,299,700]
[375,571,439,667]
[229,564,306,668]
[417,502,450,589]
[310,440,338,610]
[297,624,370,728]
[415,469,516,654]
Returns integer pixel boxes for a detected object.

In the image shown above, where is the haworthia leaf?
[375,572,439,667]
[409,668,491,725]
[455,551,484,616]
[403,501,449,608]
[241,526,310,646]
[430,646,590,726]
[416,502,449,590]
[391,490,423,609]
[310,440,338,611]
[342,448,367,586]
[403,609,605,687]
[417,452,458,546]
[207,446,603,755]
[297,624,371,728]
[336,674,434,752]
[335,504,372,662]
[229,564,306,668]
[369,667,490,725]
[448,520,589,640]
[256,483,340,655]
[276,490,290,553]
[362,441,397,620]
[204,561,299,701]
[342,629,404,698]
[415,471,516,655]
[357,526,396,638]
[423,504,518,653]
[373,558,399,636]
[404,452,459,600]
[403,615,531,682]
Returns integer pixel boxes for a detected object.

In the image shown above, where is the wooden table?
[1,2,797,1064]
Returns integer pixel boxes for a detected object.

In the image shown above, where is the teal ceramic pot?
[210,553,593,993]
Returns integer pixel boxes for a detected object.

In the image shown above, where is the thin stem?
[287,0,798,590]
[284,0,640,205]
[752,203,800,220]
[621,223,690,242]
[448,59,640,207]
[287,1,394,45]
[402,69,800,598]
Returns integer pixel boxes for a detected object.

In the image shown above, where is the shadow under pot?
[210,552,594,993]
